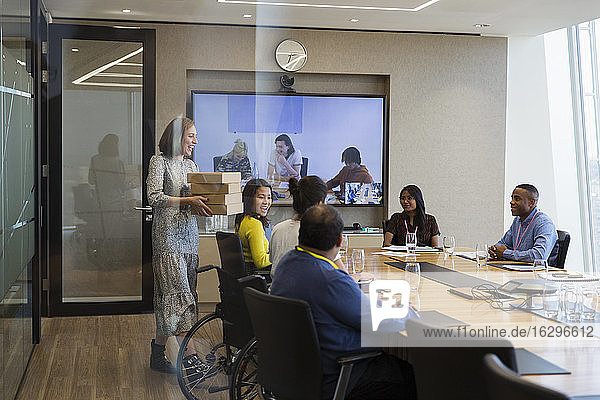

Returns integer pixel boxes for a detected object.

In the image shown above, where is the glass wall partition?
[0,0,35,398]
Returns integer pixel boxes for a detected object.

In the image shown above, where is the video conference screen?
[191,91,384,205]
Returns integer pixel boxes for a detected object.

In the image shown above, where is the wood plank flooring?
[16,314,187,400]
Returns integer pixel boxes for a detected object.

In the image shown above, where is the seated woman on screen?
[383,184,440,248]
[235,179,273,277]
[326,146,373,196]
[270,176,344,277]
[267,134,302,180]
[216,139,252,179]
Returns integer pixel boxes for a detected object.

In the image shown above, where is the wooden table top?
[357,247,600,397]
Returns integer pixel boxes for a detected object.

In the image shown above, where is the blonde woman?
[216,139,252,179]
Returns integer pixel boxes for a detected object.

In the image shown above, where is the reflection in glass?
[0,5,34,399]
[62,39,143,302]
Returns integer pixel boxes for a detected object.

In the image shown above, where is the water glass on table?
[406,233,417,254]
[443,235,455,258]
[351,249,365,274]
[533,259,549,280]
[475,243,488,270]
[563,284,582,322]
[581,285,598,321]
[543,286,560,319]
[340,234,348,256]
[405,262,421,291]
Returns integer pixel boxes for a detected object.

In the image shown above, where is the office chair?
[213,155,222,172]
[552,230,570,268]
[215,231,246,279]
[406,318,517,400]
[241,288,381,400]
[483,354,569,400]
[300,157,308,177]
[176,265,267,400]
[382,219,390,233]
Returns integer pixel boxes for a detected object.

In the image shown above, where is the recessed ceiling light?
[122,8,132,13]
[243,14,252,18]
[217,0,440,12]
[474,23,490,28]
[71,48,79,52]
[349,18,359,23]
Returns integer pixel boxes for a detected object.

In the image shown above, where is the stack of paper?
[382,245,439,252]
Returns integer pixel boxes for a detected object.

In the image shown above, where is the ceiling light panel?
[217,0,440,12]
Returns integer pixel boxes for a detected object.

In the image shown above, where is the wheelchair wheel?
[230,339,270,400]
[177,312,236,400]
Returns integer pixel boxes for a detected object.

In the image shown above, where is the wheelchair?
[176,264,269,400]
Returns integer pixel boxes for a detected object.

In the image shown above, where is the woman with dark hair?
[383,185,440,247]
[267,133,302,179]
[326,146,373,196]
[146,117,213,375]
[235,178,273,275]
[269,176,345,275]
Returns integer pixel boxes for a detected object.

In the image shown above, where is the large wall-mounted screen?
[191,91,385,206]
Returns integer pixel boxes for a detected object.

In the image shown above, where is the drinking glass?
[406,233,417,254]
[340,235,348,256]
[581,285,598,320]
[205,215,215,233]
[475,243,488,270]
[563,284,582,322]
[351,249,365,274]
[443,235,455,258]
[533,259,548,280]
[405,262,421,291]
[542,286,560,319]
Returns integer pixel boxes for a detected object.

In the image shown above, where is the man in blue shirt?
[271,204,416,400]
[489,184,558,265]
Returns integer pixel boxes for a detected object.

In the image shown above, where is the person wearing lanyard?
[489,184,558,265]
[383,185,440,247]
[271,204,418,400]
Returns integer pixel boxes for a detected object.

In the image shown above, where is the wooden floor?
[16,314,186,400]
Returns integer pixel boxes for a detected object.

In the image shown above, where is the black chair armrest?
[196,264,220,274]
[333,351,383,400]
[238,274,268,293]
[337,351,382,365]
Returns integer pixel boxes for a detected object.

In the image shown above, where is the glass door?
[48,25,155,315]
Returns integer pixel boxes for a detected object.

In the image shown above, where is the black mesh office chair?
[300,157,308,177]
[406,319,517,400]
[215,231,246,279]
[213,155,222,172]
[483,354,569,400]
[552,230,570,268]
[241,288,381,400]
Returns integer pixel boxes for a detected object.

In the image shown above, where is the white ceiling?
[44,0,600,36]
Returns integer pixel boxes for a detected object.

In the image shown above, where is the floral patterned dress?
[147,154,199,337]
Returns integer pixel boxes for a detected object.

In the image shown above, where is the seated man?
[489,184,558,265]
[271,204,417,400]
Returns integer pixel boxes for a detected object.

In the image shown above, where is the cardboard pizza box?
[193,202,243,215]
[190,182,241,195]
[203,193,243,205]
[187,172,241,184]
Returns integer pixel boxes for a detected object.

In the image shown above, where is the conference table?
[356,248,600,397]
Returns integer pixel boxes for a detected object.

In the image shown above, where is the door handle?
[135,206,152,212]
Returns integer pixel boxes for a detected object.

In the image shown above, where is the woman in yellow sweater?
[235,179,273,277]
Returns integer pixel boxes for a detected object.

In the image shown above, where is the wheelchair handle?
[196,264,220,274]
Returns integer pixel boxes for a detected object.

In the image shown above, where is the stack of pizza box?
[187,172,243,215]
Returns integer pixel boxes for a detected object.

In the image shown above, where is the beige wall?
[155,24,508,246]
